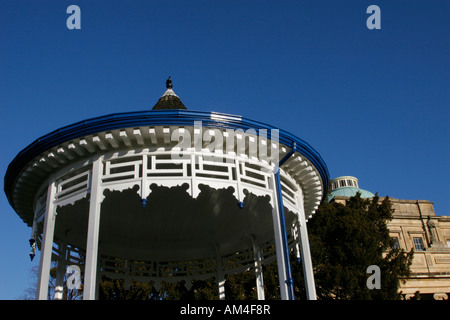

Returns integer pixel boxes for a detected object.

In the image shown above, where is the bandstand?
[4,78,329,300]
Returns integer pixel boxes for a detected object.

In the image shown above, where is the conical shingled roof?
[152,77,187,110]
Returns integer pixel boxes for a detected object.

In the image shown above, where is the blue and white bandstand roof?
[4,78,329,300]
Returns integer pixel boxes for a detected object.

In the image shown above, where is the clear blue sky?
[0,1,448,299]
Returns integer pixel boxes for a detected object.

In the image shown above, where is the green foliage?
[304,193,413,299]
[98,278,219,300]
[224,270,258,300]
[186,279,218,300]
[99,279,160,300]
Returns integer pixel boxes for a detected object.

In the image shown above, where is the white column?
[251,238,265,300]
[268,175,289,300]
[36,181,57,300]
[297,189,317,300]
[83,157,103,300]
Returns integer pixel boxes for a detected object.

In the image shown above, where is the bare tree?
[18,263,82,300]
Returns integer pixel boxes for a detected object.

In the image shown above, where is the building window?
[391,237,400,249]
[340,180,346,187]
[413,237,425,251]
[347,180,353,187]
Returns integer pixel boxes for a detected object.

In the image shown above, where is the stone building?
[329,176,450,300]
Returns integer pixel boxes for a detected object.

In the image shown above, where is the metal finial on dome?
[152,76,187,110]
[166,76,173,89]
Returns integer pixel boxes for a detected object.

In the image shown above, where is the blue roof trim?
[4,110,330,207]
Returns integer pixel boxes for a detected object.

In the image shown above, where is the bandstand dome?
[4,78,329,300]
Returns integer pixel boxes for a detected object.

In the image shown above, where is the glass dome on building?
[328,176,375,201]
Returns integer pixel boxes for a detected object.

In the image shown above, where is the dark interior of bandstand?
[51,183,297,299]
